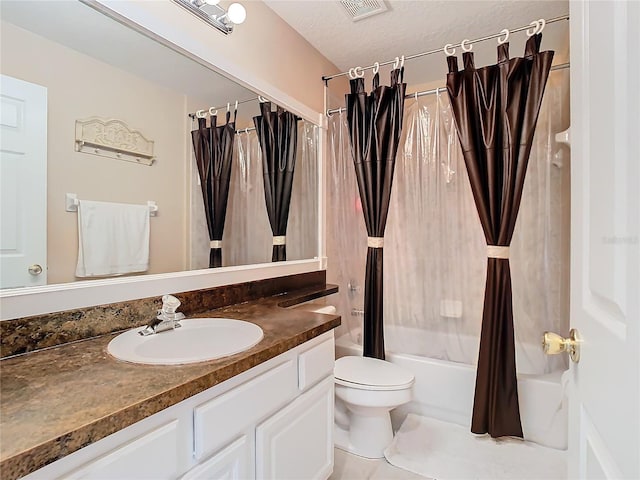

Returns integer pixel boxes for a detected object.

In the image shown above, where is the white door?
[0,74,47,288]
[568,1,639,479]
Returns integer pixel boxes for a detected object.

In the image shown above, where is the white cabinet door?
[181,436,251,480]
[256,376,334,480]
[568,1,640,479]
[0,74,47,289]
[66,421,180,480]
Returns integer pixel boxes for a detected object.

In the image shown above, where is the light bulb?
[227,3,246,24]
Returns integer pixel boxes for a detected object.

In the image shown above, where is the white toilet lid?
[334,356,414,389]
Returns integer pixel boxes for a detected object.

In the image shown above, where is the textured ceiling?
[263,0,570,88]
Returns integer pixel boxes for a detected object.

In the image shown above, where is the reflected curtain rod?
[188,95,270,120]
[325,62,570,116]
[321,14,569,82]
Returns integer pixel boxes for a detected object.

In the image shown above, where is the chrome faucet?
[138,295,185,336]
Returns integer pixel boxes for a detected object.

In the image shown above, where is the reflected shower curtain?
[223,120,318,266]
[345,68,407,360]
[446,34,554,438]
[224,130,272,265]
[287,121,319,260]
[327,67,569,377]
[191,111,236,267]
[253,102,299,262]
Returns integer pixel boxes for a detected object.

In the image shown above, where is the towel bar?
[65,193,158,216]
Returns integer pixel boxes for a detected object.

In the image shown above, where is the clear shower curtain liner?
[328,69,570,375]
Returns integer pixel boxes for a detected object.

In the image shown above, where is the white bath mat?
[384,414,567,480]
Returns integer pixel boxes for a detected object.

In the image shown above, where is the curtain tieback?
[210,240,222,249]
[367,236,384,248]
[273,236,286,246]
[487,245,510,259]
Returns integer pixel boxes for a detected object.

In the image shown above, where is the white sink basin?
[107,318,264,365]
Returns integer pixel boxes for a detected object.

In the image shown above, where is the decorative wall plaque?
[75,117,155,166]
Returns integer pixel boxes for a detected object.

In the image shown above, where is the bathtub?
[335,327,568,450]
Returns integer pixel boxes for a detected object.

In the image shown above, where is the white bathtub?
[335,327,568,450]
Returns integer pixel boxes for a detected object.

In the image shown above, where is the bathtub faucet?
[138,295,185,336]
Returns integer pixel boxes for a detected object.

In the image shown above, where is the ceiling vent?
[340,0,388,22]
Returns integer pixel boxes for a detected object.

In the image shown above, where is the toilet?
[333,355,415,459]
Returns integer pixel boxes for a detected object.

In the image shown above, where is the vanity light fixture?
[172,0,247,35]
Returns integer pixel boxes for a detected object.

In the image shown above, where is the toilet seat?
[334,356,414,391]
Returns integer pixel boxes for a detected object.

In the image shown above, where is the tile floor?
[329,448,428,480]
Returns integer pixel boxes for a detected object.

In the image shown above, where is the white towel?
[75,200,150,278]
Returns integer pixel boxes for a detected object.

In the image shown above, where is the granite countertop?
[0,286,340,480]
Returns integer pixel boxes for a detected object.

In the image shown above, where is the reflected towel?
[75,200,150,277]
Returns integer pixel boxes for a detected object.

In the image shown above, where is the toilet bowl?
[334,355,414,459]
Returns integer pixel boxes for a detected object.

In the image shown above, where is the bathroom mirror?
[0,0,320,291]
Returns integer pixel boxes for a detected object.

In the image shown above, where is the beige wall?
[1,22,189,284]
[214,1,337,113]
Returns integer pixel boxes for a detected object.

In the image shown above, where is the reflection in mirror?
[0,0,319,290]
[191,117,318,268]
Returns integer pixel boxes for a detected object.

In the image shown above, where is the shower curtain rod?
[325,62,570,116]
[321,14,569,82]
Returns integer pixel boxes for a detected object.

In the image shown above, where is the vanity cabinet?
[22,331,335,480]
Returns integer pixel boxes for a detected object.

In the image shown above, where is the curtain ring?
[234,100,238,110]
[227,102,230,112]
[354,66,365,78]
[399,55,405,68]
[245,127,249,134]
[208,107,217,116]
[526,20,540,36]
[348,68,355,79]
[444,44,456,56]
[373,62,380,75]
[461,39,472,52]
[196,110,205,118]
[498,28,510,44]
[536,18,546,34]
[393,56,399,69]
[414,91,419,101]
[258,95,267,102]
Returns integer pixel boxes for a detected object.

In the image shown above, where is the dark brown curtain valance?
[446,34,554,438]
[253,101,299,262]
[345,68,406,360]
[191,111,236,268]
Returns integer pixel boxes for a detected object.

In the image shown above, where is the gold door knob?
[542,329,581,363]
[28,264,43,275]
